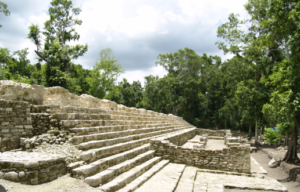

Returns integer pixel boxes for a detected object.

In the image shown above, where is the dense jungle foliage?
[1,0,299,162]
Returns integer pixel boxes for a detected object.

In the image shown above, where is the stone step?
[31,105,107,114]
[84,150,155,187]
[72,144,151,178]
[227,143,240,147]
[62,119,169,129]
[134,163,186,192]
[116,160,169,192]
[207,136,224,140]
[174,166,198,192]
[98,157,162,192]
[69,123,178,136]
[51,113,111,120]
[106,110,162,117]
[109,115,166,121]
[74,126,178,148]
[79,127,186,162]
[80,138,148,162]
[71,125,176,144]
[227,137,239,143]
[59,106,106,114]
[51,113,168,121]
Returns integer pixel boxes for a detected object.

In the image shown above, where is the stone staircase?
[0,81,195,188]
[31,105,193,191]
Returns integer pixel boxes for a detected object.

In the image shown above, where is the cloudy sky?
[0,0,249,85]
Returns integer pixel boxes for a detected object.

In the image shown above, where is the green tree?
[218,56,249,131]
[155,48,201,115]
[0,1,10,28]
[9,48,32,77]
[216,11,272,144]
[30,63,44,85]
[141,75,163,111]
[65,63,91,95]
[0,47,37,84]
[0,48,10,80]
[106,79,144,108]
[197,54,223,128]
[88,48,124,99]
[28,0,88,87]
[246,0,300,163]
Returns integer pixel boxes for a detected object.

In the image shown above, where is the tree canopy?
[28,0,88,87]
[0,1,10,28]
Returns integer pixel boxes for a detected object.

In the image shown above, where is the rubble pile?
[21,132,72,151]
[31,113,50,135]
[32,142,82,164]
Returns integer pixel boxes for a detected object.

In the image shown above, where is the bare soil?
[226,149,300,192]
[0,174,99,192]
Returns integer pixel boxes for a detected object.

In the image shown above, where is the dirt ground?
[226,149,300,192]
[0,174,99,192]
[0,148,299,192]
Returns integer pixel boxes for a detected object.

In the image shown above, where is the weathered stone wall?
[196,128,226,137]
[0,81,193,126]
[151,129,250,173]
[151,138,250,173]
[78,94,101,108]
[0,100,33,151]
[0,152,66,184]
[43,87,80,106]
[31,113,51,135]
[155,128,196,146]
[0,81,44,105]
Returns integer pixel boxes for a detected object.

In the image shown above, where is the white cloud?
[119,4,160,37]
[2,0,250,82]
[28,13,48,28]
[164,10,187,23]
[177,0,247,24]
[117,65,168,86]
[78,0,162,38]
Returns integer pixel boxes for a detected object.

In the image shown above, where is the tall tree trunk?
[260,126,262,141]
[283,124,299,163]
[284,135,289,147]
[255,113,258,145]
[172,105,175,115]
[67,62,69,74]
[248,124,252,140]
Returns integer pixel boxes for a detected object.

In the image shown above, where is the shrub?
[264,128,282,144]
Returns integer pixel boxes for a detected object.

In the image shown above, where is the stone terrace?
[0,81,192,187]
[0,80,288,191]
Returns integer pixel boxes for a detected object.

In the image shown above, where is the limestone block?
[43,87,80,107]
[268,158,280,168]
[4,171,19,181]
[30,177,39,185]
[19,171,26,179]
[138,108,147,114]
[0,81,44,104]
[101,99,117,110]
[117,104,125,111]
[78,94,101,108]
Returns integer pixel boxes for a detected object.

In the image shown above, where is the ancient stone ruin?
[0,80,287,191]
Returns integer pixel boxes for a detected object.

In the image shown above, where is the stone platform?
[135,163,287,192]
[0,151,66,184]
